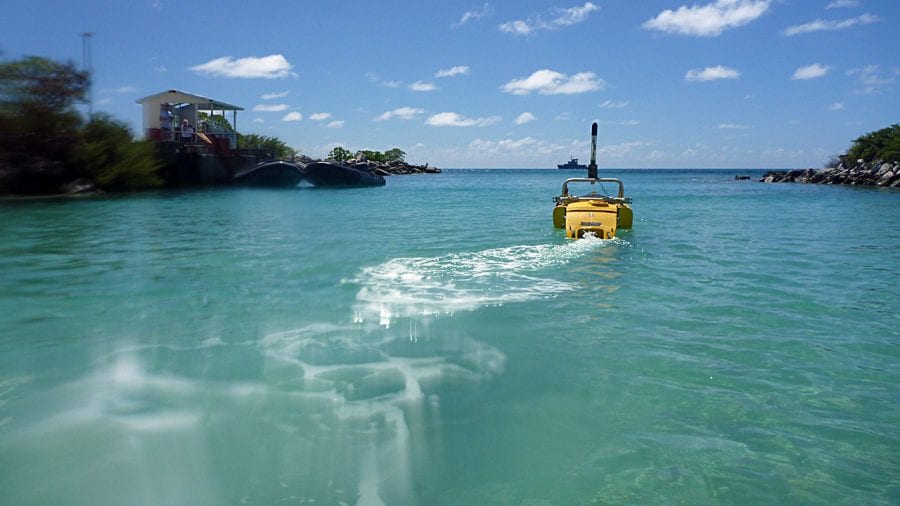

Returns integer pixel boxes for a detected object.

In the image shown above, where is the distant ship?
[557,157,587,170]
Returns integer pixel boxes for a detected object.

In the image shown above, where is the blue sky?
[4,0,898,168]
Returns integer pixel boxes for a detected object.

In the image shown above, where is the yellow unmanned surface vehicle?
[553,123,633,239]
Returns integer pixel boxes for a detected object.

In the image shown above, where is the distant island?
[761,124,899,188]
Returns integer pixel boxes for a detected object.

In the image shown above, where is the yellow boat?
[552,123,633,239]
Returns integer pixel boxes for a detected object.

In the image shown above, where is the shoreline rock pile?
[294,154,441,176]
[761,160,899,188]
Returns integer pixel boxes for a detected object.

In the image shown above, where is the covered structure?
[136,89,244,147]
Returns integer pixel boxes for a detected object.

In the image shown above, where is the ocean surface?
[0,169,897,505]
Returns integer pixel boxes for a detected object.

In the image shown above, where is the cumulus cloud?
[282,112,303,122]
[455,3,493,27]
[435,66,470,78]
[499,2,599,35]
[190,54,294,79]
[326,120,344,129]
[600,99,628,108]
[784,13,879,36]
[376,107,426,121]
[502,69,605,95]
[643,0,771,37]
[261,91,289,100]
[410,81,438,92]
[828,102,845,111]
[309,112,331,121]
[684,65,740,81]
[253,104,289,112]
[791,63,830,80]
[426,112,501,127]
[515,112,536,125]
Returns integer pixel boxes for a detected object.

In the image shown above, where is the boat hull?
[304,162,386,187]
[553,200,632,239]
[232,160,304,187]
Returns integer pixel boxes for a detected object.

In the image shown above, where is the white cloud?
[600,99,628,109]
[551,2,600,27]
[435,66,470,78]
[410,81,438,92]
[684,65,740,81]
[309,112,331,121]
[499,20,533,35]
[376,107,425,121]
[846,65,895,95]
[515,112,536,125]
[326,120,344,129]
[366,72,402,88]
[253,103,289,112]
[111,86,137,94]
[598,141,647,159]
[502,69,605,95]
[828,102,845,111]
[499,2,599,36]
[784,13,879,36]
[455,3,493,27]
[190,54,294,79]
[717,123,750,129]
[791,63,830,80]
[643,0,770,37]
[261,91,289,100]
[282,112,303,122]
[252,118,264,123]
[426,112,501,127]
[826,0,859,9]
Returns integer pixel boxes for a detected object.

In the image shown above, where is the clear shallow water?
[0,169,898,505]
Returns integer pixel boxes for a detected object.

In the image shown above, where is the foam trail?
[349,237,612,326]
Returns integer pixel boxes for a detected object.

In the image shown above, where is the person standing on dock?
[159,103,174,141]
[180,119,194,146]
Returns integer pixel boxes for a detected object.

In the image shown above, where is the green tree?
[240,133,297,160]
[356,149,385,163]
[0,56,89,193]
[198,112,234,133]
[844,124,900,163]
[384,147,406,163]
[77,114,162,191]
[328,146,352,162]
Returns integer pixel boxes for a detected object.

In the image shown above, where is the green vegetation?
[197,112,297,160]
[239,134,297,160]
[327,146,352,162]
[0,55,164,194]
[327,146,406,163]
[78,115,162,190]
[843,124,900,164]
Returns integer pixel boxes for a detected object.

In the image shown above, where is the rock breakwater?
[295,155,441,176]
[761,160,899,188]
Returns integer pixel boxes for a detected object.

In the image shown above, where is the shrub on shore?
[842,124,900,164]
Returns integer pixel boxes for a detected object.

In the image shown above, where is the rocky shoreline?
[761,160,899,188]
[294,155,441,176]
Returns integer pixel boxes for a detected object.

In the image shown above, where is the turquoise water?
[1,169,898,505]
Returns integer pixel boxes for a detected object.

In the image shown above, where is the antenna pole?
[588,122,598,179]
[80,32,93,118]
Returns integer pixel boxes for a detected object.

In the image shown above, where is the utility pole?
[80,32,93,118]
